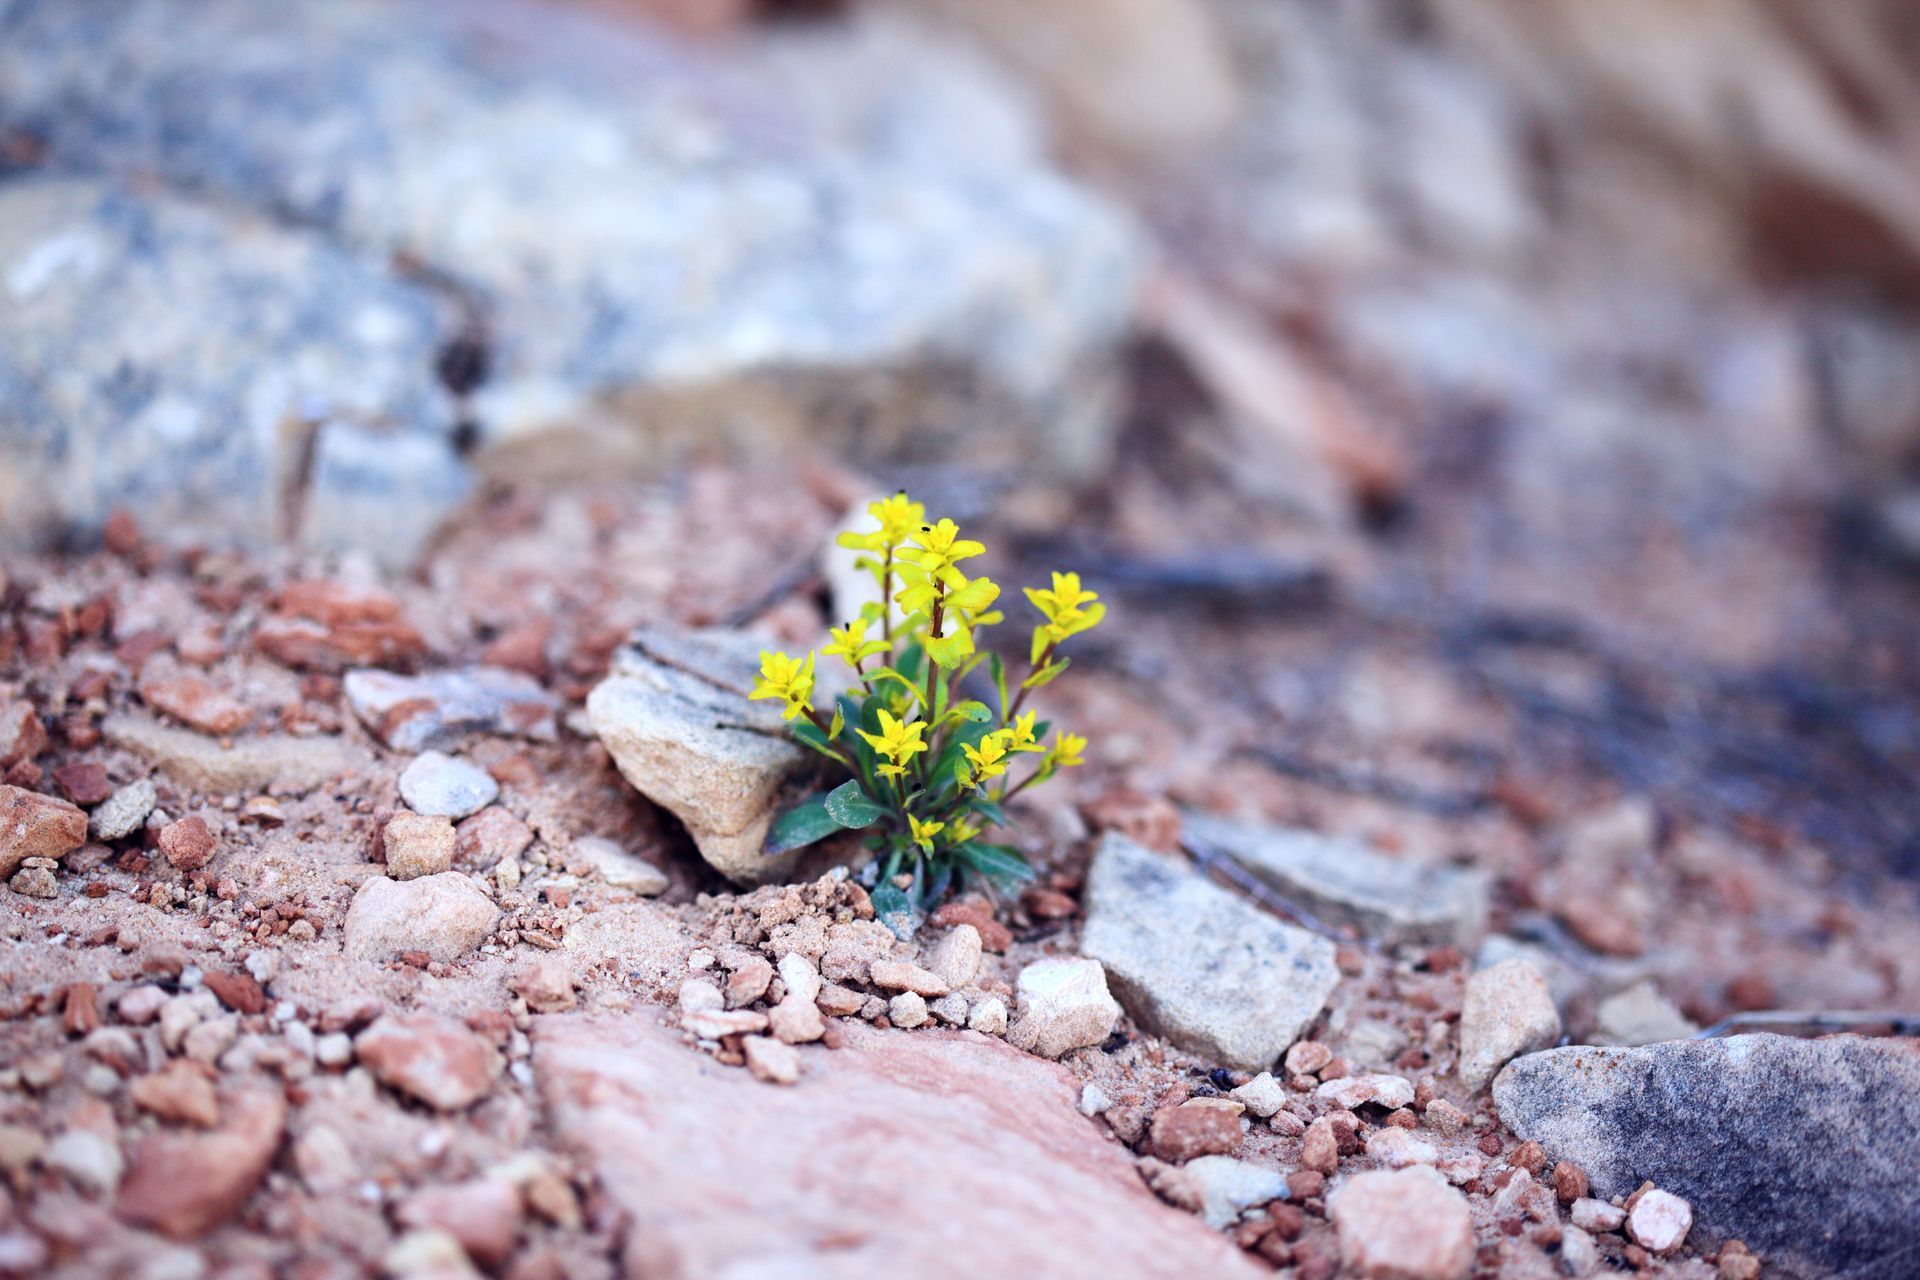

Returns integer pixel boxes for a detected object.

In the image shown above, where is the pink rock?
[117,1086,285,1239]
[397,1178,523,1267]
[0,785,87,880]
[139,674,250,736]
[1328,1166,1474,1280]
[534,1013,1267,1279]
[355,1014,502,1111]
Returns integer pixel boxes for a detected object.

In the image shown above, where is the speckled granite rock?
[1493,1035,1920,1279]
[1,0,1141,492]
[0,177,464,562]
[1080,832,1338,1070]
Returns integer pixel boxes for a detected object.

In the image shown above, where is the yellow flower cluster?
[754,491,1101,880]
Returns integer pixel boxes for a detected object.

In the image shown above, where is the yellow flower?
[822,616,889,668]
[1045,730,1088,771]
[908,813,945,853]
[1025,570,1104,655]
[960,729,1014,788]
[1025,571,1098,621]
[834,492,926,555]
[856,708,929,778]
[1003,710,1044,754]
[749,651,815,721]
[948,815,983,845]
[900,518,984,578]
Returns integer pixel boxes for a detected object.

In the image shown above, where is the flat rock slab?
[1183,812,1488,947]
[1493,1034,1920,1279]
[1080,833,1337,1071]
[535,1012,1266,1280]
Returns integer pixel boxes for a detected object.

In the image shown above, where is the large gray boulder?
[1080,832,1338,1070]
[0,178,465,561]
[0,0,1140,556]
[1493,1035,1920,1279]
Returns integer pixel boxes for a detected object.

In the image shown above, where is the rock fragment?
[1080,834,1339,1070]
[509,955,576,1013]
[399,751,498,819]
[1184,812,1488,947]
[355,1014,502,1111]
[1149,1103,1244,1162]
[117,1086,285,1238]
[344,666,560,751]
[571,836,669,895]
[1327,1166,1475,1280]
[156,814,216,871]
[924,924,983,989]
[89,779,156,841]
[453,807,533,870]
[0,785,88,879]
[1456,958,1559,1091]
[1316,1073,1416,1110]
[1627,1188,1693,1255]
[586,629,812,884]
[743,1036,802,1085]
[1008,957,1120,1059]
[138,673,250,736]
[868,959,950,998]
[130,1062,221,1128]
[384,812,456,880]
[1138,1155,1287,1231]
[343,874,500,963]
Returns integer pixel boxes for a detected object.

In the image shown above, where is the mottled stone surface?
[535,1012,1265,1279]
[1081,833,1337,1070]
[0,177,462,562]
[587,628,813,884]
[1183,812,1488,947]
[0,0,1141,562]
[1494,1035,1920,1279]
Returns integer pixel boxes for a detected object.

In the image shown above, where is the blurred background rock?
[4,0,1919,668]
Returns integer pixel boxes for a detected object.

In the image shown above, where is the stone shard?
[1493,1035,1920,1279]
[1456,958,1560,1091]
[1010,957,1122,1059]
[1183,812,1489,947]
[343,873,500,963]
[1080,833,1338,1070]
[586,628,814,884]
[0,786,88,880]
[1328,1166,1475,1280]
[534,1013,1265,1279]
[344,666,560,752]
[116,1085,286,1240]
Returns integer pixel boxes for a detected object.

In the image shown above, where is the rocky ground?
[5,0,1920,1276]
[1,460,1917,1280]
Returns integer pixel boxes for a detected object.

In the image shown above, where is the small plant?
[751,492,1101,920]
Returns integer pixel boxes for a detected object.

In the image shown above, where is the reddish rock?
[0,704,46,770]
[534,1014,1267,1279]
[130,1062,222,1128]
[1328,1167,1474,1280]
[275,580,408,627]
[117,1086,285,1238]
[509,955,576,1013]
[1302,1116,1340,1174]
[139,675,250,736]
[454,806,533,869]
[254,614,425,674]
[156,815,217,871]
[50,762,112,806]
[0,785,88,879]
[201,971,267,1016]
[1080,787,1182,853]
[61,983,101,1036]
[356,1014,502,1111]
[929,897,1013,951]
[1553,1160,1590,1204]
[1021,886,1078,919]
[397,1178,524,1268]
[1148,1103,1244,1162]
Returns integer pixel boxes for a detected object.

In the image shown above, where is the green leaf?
[870,884,918,940]
[764,793,841,855]
[928,721,994,798]
[947,700,992,724]
[824,780,886,829]
[896,641,925,687]
[968,798,1009,827]
[828,704,844,739]
[789,721,841,762]
[923,629,973,669]
[955,841,1035,887]
[1021,657,1070,691]
[989,653,1009,719]
[868,668,923,707]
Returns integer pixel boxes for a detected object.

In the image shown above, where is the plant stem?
[881,547,895,651]
[800,706,854,768]
[1007,639,1055,722]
